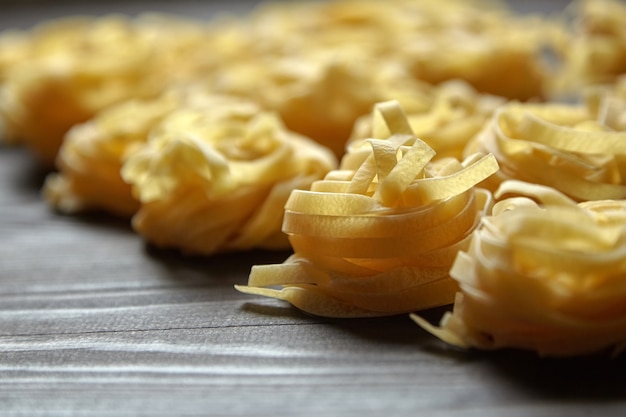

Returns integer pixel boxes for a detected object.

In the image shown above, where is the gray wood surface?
[1,1,625,416]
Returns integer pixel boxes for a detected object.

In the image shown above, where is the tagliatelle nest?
[235,101,498,317]
[120,99,337,255]
[0,14,212,165]
[43,89,192,217]
[464,82,626,201]
[213,55,384,158]
[394,9,550,101]
[413,180,626,357]
[212,52,453,158]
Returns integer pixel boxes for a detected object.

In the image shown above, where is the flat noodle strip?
[403,154,498,204]
[235,285,385,318]
[282,191,472,238]
[514,153,626,201]
[494,180,578,208]
[287,197,479,257]
[247,262,328,287]
[346,153,377,195]
[285,190,382,215]
[518,113,626,155]
[372,99,414,138]
[374,138,435,206]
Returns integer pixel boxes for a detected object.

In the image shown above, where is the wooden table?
[1,1,625,416]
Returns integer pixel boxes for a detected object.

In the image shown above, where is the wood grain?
[1,2,626,416]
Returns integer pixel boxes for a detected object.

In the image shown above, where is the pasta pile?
[212,54,396,158]
[416,76,626,356]
[120,97,336,254]
[0,0,558,255]
[235,101,498,317]
[42,87,262,218]
[43,89,187,217]
[413,180,626,357]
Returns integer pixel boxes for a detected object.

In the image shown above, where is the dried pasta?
[235,101,498,317]
[1,0,625,351]
[413,180,626,357]
[121,99,337,254]
[43,88,191,216]
[0,0,562,167]
[465,83,626,201]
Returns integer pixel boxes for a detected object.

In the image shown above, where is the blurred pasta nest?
[0,14,214,165]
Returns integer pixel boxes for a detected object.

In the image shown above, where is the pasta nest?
[236,100,499,317]
[414,180,626,357]
[43,88,193,217]
[0,14,211,165]
[120,98,337,255]
[212,54,383,158]
[465,81,626,201]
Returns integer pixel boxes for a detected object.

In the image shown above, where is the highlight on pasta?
[413,180,626,357]
[235,100,499,317]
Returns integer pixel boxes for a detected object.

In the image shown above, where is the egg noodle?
[235,101,498,317]
[413,180,626,357]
